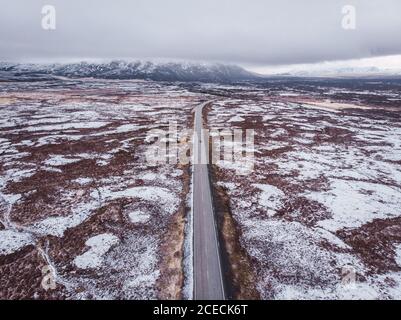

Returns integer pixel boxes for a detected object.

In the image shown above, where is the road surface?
[193,101,226,300]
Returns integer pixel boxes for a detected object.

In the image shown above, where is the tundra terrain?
[1,76,401,300]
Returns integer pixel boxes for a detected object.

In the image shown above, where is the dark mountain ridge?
[0,60,260,83]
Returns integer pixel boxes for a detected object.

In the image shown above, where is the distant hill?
[273,66,401,78]
[0,60,260,83]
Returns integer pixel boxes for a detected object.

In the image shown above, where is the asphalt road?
[193,101,226,300]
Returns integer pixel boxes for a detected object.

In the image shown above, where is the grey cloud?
[0,0,401,65]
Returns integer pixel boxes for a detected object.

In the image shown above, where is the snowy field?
[207,87,401,300]
[0,79,201,299]
[1,77,401,300]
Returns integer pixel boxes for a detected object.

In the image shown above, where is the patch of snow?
[96,186,179,215]
[253,184,284,216]
[128,210,151,224]
[124,272,160,290]
[36,134,84,147]
[25,117,70,126]
[74,233,119,269]
[43,167,63,173]
[139,172,159,181]
[22,122,110,132]
[217,181,237,190]
[228,115,245,122]
[170,169,183,178]
[216,159,254,175]
[3,168,36,182]
[259,141,288,151]
[314,227,351,249]
[262,115,277,121]
[242,219,366,300]
[73,177,92,185]
[29,199,98,237]
[44,155,81,166]
[396,244,401,268]
[182,167,194,300]
[120,234,160,299]
[274,281,379,300]
[307,179,401,232]
[0,230,33,255]
[270,128,287,138]
[115,124,139,133]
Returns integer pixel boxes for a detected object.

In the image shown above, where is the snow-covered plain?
[74,233,120,269]
[2,76,401,300]
[208,91,401,300]
[0,79,200,299]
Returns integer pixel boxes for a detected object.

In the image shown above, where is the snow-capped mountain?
[276,66,401,78]
[0,60,260,82]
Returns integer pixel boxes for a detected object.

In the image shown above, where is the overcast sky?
[1,0,401,70]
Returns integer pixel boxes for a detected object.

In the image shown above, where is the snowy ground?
[2,77,401,300]
[207,87,401,300]
[0,79,201,299]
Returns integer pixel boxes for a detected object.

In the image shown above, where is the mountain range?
[0,60,259,83]
[1,61,400,83]
[275,66,401,78]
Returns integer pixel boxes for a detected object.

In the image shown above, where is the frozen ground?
[2,76,401,300]
[0,79,201,299]
[207,84,401,300]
